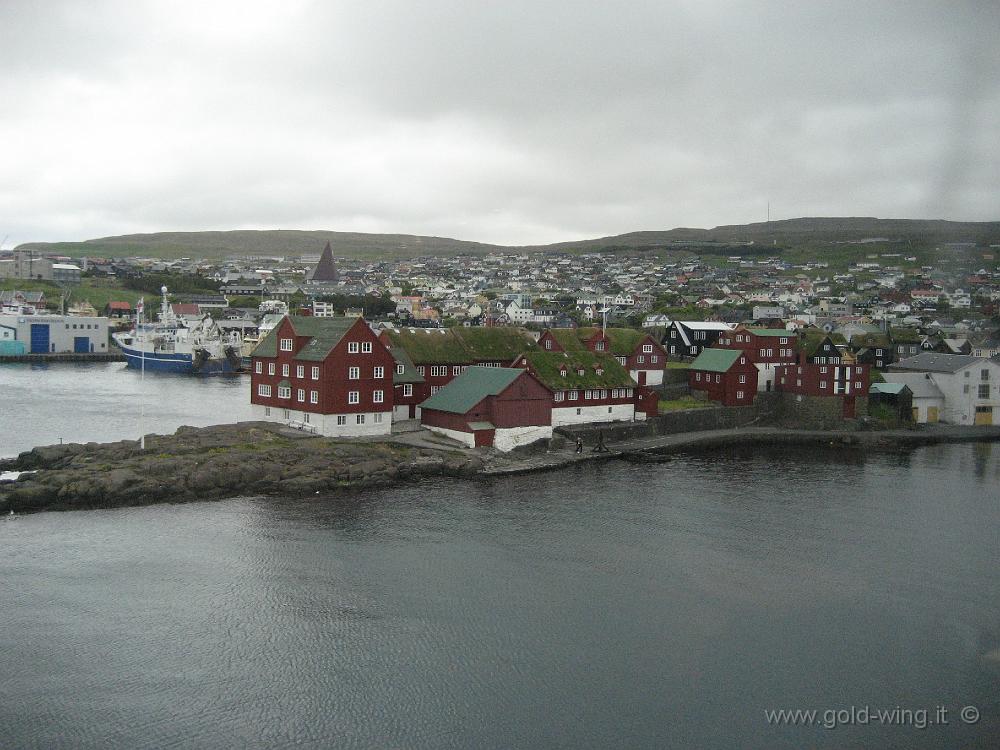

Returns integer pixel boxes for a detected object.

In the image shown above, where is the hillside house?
[538,327,668,385]
[886,353,1000,425]
[687,349,758,406]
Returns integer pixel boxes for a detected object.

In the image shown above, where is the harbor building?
[0,313,110,354]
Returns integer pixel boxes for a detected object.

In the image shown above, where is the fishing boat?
[112,286,244,374]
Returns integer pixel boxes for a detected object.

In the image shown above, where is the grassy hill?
[14,218,1000,261]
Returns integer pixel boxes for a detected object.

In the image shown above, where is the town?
[3,229,999,445]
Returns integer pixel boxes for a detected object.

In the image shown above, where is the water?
[0,362,253,457]
[2,444,999,749]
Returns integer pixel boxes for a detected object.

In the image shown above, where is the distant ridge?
[15,218,1000,260]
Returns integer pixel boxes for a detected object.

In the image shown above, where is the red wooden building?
[774,360,870,417]
[250,315,395,436]
[538,327,668,385]
[687,348,758,406]
[715,325,797,391]
[420,366,553,450]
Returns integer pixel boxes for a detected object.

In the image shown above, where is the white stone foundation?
[250,404,392,437]
[551,403,635,426]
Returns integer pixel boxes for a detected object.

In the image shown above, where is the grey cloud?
[1,0,998,248]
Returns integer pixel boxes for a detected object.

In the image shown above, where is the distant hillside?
[15,218,1000,260]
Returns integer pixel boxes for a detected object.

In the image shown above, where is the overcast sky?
[1,0,998,248]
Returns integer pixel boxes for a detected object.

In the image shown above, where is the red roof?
[171,303,201,315]
[106,301,132,310]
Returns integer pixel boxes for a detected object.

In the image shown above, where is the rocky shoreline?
[2,421,999,514]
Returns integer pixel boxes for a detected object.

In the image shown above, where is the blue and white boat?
[113,286,244,374]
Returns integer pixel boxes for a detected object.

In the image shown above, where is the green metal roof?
[390,346,424,384]
[251,315,357,361]
[689,348,744,373]
[421,366,525,414]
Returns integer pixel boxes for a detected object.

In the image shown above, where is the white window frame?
[282,364,289,377]
[268,363,275,376]
[373,390,384,403]
[311,366,320,380]
[403,384,413,397]
[361,341,372,353]
[296,365,304,378]
[349,366,360,380]
[374,366,384,379]
[254,361,262,374]
[348,391,359,404]
[257,384,271,397]
[278,386,291,399]
[297,388,305,402]
[337,415,346,425]
[280,338,293,351]
[348,342,359,353]
[310,390,318,404]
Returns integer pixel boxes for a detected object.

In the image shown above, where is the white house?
[887,353,1000,425]
[879,372,946,423]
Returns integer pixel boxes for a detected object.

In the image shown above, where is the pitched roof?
[689,348,745,373]
[517,350,634,390]
[307,242,339,282]
[421,366,525,414]
[745,327,792,338]
[880,372,945,399]
[889,352,988,373]
[577,327,651,355]
[381,326,537,364]
[869,382,908,395]
[252,315,358,360]
[390,346,424,384]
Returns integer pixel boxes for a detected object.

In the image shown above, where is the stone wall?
[772,393,869,430]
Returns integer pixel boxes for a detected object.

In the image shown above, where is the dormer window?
[596,367,604,375]
[560,368,567,377]
[279,338,293,351]
[577,368,585,376]
[595,341,605,351]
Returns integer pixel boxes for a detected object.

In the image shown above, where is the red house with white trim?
[538,327,668,385]
[250,315,394,436]
[687,348,758,406]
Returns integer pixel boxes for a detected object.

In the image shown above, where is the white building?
[878,372,945,423]
[887,353,1000,425]
[0,313,109,354]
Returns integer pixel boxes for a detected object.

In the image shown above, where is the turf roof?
[517,350,635,390]
[382,326,537,364]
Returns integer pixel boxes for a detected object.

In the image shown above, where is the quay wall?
[0,352,126,363]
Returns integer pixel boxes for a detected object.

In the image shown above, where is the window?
[820,366,827,373]
[554,391,565,402]
[310,390,318,403]
[348,342,359,353]
[268,363,275,375]
[374,366,384,379]
[568,390,578,400]
[584,389,593,400]
[979,384,990,398]
[303,414,310,424]
[642,344,653,353]
[396,364,404,374]
[650,356,658,363]
[254,361,262,374]
[265,406,270,416]
[312,366,319,380]
[696,373,702,382]
[257,384,271,397]
[348,391,359,404]
[759,349,766,358]
[374,413,383,423]
[337,415,346,425]
[403,384,413,397]
[982,369,990,381]
[361,341,372,353]
[280,338,293,351]
[855,381,862,390]
[278,385,291,399]
[349,366,360,379]
[820,381,827,389]
[373,390,384,403]
[780,338,788,344]
[576,408,582,415]
[616,356,626,365]
[452,366,461,376]
[600,390,607,399]
[737,391,744,400]
[739,375,746,383]
[357,414,366,425]
[595,341,605,351]
[417,366,425,376]
[637,355,645,364]
[297,365,304,378]
[297,389,305,402]
[965,371,970,378]
[964,384,971,394]
[545,340,552,349]
[282,364,289,377]
[431,386,439,394]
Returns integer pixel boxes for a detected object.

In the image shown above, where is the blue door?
[30,324,50,353]
[74,336,90,353]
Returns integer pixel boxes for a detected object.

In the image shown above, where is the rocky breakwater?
[0,422,484,514]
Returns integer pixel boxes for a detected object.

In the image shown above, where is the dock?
[0,352,127,363]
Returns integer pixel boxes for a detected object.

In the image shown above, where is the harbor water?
[0,362,252,457]
[2,424,999,747]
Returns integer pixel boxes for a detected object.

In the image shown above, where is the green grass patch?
[658,396,713,412]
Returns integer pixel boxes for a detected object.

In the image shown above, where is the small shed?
[867,381,913,422]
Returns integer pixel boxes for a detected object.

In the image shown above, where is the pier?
[0,352,126,363]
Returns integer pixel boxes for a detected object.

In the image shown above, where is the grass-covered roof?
[518,351,635,390]
[382,326,537,364]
